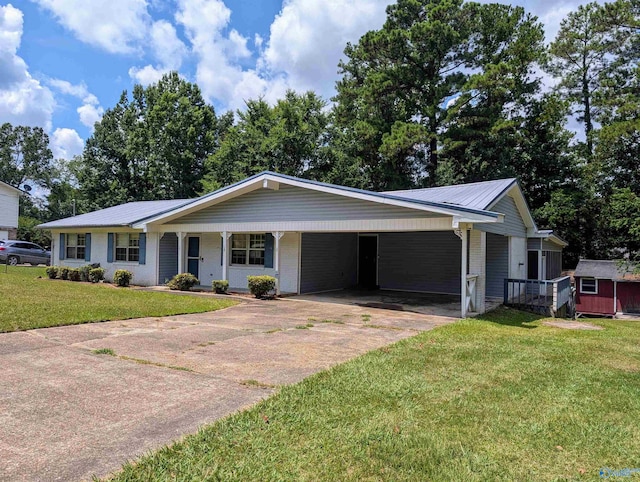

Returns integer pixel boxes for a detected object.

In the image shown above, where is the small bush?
[212,280,229,294]
[45,266,58,279]
[79,265,92,282]
[89,267,106,283]
[59,266,71,280]
[93,348,116,356]
[167,273,199,291]
[69,268,82,282]
[247,275,276,299]
[113,269,133,287]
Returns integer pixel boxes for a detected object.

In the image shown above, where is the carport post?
[460,228,468,318]
[272,231,284,295]
[177,232,184,274]
[221,231,230,282]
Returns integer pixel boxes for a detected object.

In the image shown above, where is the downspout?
[614,280,617,317]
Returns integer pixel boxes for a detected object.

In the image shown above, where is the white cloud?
[30,0,151,54]
[260,0,389,98]
[175,0,270,110]
[77,103,104,130]
[129,20,188,85]
[0,4,55,129]
[48,78,103,130]
[51,128,84,159]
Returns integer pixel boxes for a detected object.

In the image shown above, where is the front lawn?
[108,309,640,481]
[0,266,237,332]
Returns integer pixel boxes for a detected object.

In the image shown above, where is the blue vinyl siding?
[486,233,509,298]
[158,233,178,284]
[378,231,461,294]
[300,233,357,293]
[170,185,444,225]
[478,195,527,237]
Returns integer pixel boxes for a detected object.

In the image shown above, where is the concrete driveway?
[0,297,455,481]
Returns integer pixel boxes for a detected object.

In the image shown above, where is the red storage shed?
[575,260,640,317]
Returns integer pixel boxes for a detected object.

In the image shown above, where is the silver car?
[0,240,51,266]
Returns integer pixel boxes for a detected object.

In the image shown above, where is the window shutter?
[107,233,114,263]
[85,233,91,262]
[59,233,65,261]
[139,233,146,265]
[264,233,274,269]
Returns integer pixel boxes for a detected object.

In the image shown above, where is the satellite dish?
[22,184,32,192]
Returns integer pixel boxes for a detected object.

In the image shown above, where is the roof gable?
[575,259,640,281]
[136,171,503,228]
[0,180,22,195]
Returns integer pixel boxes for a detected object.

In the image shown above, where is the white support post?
[461,227,468,318]
[221,231,231,282]
[468,230,486,314]
[177,232,184,274]
[272,231,284,295]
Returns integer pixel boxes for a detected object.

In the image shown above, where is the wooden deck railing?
[504,276,571,316]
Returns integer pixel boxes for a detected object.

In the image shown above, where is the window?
[66,234,86,259]
[231,234,265,266]
[580,278,598,294]
[115,233,139,262]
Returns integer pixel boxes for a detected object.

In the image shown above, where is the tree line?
[1,0,638,267]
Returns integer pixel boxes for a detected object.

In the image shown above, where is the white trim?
[461,228,468,318]
[0,180,22,194]
[155,217,457,234]
[297,232,302,295]
[229,233,266,267]
[135,173,503,228]
[580,277,598,294]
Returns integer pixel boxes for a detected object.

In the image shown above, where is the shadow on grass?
[475,306,545,329]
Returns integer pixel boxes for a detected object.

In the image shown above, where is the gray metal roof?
[38,199,194,229]
[574,259,640,281]
[384,178,517,210]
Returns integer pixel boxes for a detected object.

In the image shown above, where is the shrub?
[212,280,229,294]
[89,267,106,283]
[167,273,199,291]
[45,266,58,279]
[69,268,82,281]
[247,275,276,299]
[113,269,133,287]
[79,265,92,282]
[59,266,71,280]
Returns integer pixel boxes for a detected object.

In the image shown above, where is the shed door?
[618,283,640,314]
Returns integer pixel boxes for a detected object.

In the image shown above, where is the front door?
[358,235,378,289]
[187,236,200,279]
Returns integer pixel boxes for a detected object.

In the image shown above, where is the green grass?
[93,348,116,356]
[107,307,640,481]
[0,266,237,332]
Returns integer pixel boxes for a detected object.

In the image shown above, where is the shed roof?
[384,178,516,210]
[575,259,640,281]
[38,199,193,229]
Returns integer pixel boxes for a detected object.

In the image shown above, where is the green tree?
[546,2,622,158]
[0,123,54,190]
[78,72,220,208]
[203,90,329,189]
[332,0,547,190]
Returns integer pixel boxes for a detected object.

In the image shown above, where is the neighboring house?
[38,171,566,317]
[574,259,640,317]
[0,180,21,240]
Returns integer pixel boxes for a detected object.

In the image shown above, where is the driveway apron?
[0,297,455,481]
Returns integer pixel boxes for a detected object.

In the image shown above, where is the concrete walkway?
[0,298,455,481]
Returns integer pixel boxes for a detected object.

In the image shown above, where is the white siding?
[469,230,486,314]
[509,236,527,279]
[51,230,159,286]
[225,232,299,294]
[0,185,19,229]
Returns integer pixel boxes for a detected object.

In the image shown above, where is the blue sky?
[1,0,588,161]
